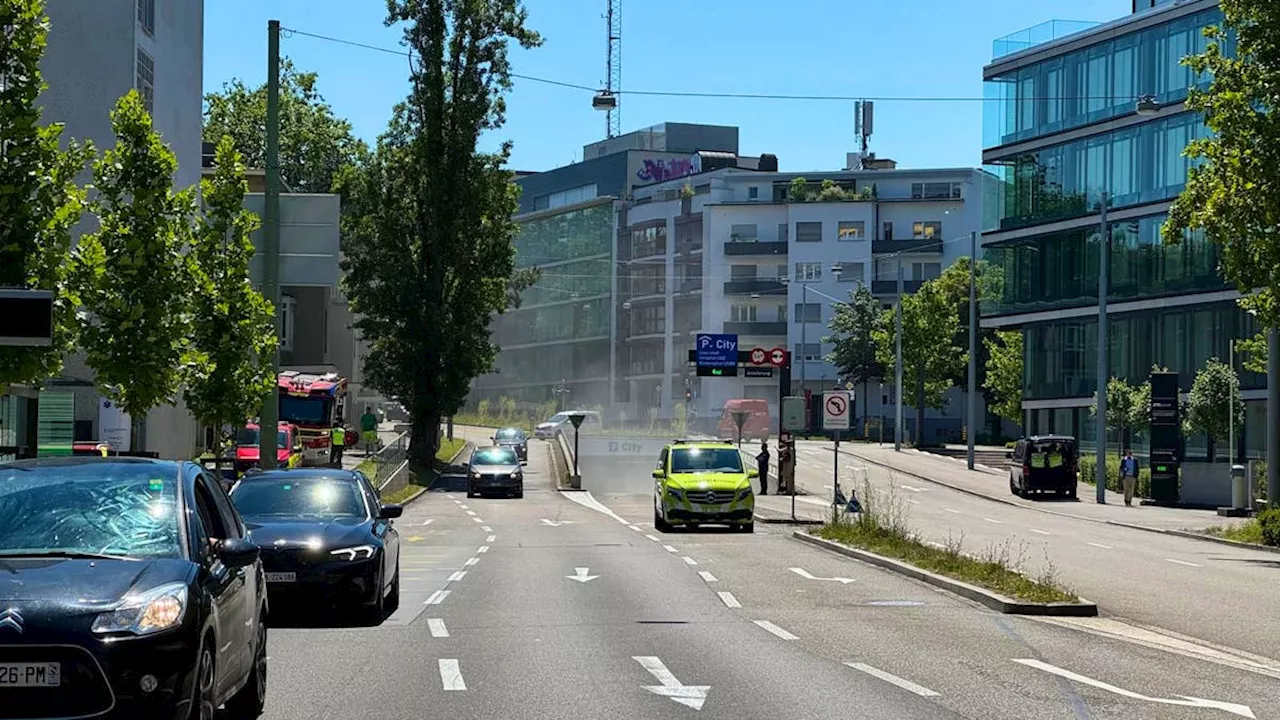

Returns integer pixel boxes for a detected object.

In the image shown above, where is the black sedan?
[0,457,268,720]
[492,427,529,463]
[230,468,402,622]
[467,446,524,498]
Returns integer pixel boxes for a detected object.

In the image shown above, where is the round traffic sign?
[750,347,767,365]
[825,394,848,417]
[769,347,787,367]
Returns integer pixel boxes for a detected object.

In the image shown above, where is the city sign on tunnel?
[696,333,738,368]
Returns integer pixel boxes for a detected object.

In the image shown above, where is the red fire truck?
[277,370,351,466]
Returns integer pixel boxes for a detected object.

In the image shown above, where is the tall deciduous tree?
[1164,1,1280,330]
[203,59,364,193]
[1185,358,1242,462]
[0,0,93,388]
[73,90,196,450]
[824,284,883,423]
[983,330,1023,424]
[1090,377,1143,458]
[872,281,963,446]
[341,0,541,469]
[183,136,279,446]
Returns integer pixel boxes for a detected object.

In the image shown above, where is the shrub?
[1259,508,1280,547]
[1078,454,1151,498]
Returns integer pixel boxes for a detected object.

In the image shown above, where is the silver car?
[467,446,523,498]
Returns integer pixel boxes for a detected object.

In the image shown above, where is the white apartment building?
[619,164,997,442]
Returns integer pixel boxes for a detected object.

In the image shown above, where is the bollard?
[1231,464,1246,509]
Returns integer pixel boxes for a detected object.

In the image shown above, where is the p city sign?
[695,334,738,368]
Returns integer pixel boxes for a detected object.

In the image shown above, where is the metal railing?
[367,431,410,493]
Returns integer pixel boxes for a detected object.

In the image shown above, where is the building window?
[795,221,823,243]
[777,223,788,242]
[137,0,155,36]
[837,221,866,241]
[912,221,942,239]
[730,224,758,242]
[547,183,597,210]
[775,304,788,322]
[793,343,823,363]
[630,224,667,258]
[774,264,788,281]
[794,262,821,282]
[747,186,759,200]
[794,303,822,324]
[882,221,893,241]
[279,295,297,352]
[135,48,155,114]
[911,182,962,200]
[731,304,758,322]
[912,262,942,281]
[730,265,758,279]
[836,261,865,283]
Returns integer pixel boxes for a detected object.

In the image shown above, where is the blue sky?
[204,0,1132,172]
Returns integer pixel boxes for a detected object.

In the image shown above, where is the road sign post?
[731,410,749,448]
[822,392,851,520]
[568,412,585,488]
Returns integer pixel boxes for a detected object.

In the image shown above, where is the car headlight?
[736,487,754,500]
[92,582,188,636]
[666,488,685,500]
[470,471,481,480]
[329,545,376,561]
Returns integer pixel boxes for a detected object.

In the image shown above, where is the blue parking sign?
[695,333,738,368]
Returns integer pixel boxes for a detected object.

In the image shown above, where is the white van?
[534,410,603,439]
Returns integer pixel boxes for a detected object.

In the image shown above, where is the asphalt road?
[774,440,1280,661]
[256,431,1280,720]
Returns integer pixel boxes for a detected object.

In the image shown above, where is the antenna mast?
[605,0,621,137]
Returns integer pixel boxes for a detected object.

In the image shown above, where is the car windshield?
[0,462,182,559]
[236,428,288,447]
[279,395,329,425]
[495,428,525,440]
[547,413,570,424]
[472,448,518,466]
[670,448,744,474]
[231,477,366,519]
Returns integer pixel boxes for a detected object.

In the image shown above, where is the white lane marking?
[753,620,799,640]
[1165,558,1203,568]
[717,591,741,608]
[486,535,496,542]
[905,498,921,505]
[567,567,599,583]
[482,525,492,532]
[789,567,855,584]
[540,518,576,526]
[663,545,678,553]
[466,510,477,516]
[446,494,455,499]
[562,490,630,524]
[1012,658,1254,717]
[420,518,435,526]
[1029,528,1051,535]
[645,534,661,542]
[698,571,718,583]
[427,618,449,637]
[471,517,483,523]
[983,517,1004,524]
[944,508,960,514]
[447,571,467,582]
[900,485,926,493]
[629,524,642,532]
[459,504,468,510]
[424,590,450,605]
[633,656,711,710]
[1088,542,1113,549]
[465,557,479,566]
[682,556,698,566]
[438,659,466,691]
[845,662,940,698]
[477,546,490,553]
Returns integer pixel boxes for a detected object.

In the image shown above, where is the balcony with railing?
[722,321,788,336]
[871,238,944,254]
[723,278,786,296]
[724,240,788,257]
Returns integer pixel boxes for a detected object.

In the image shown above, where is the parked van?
[717,399,771,441]
[1008,435,1079,499]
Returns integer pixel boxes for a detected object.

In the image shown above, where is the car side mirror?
[379,504,404,520]
[652,469,665,479]
[217,538,260,568]
[747,468,759,478]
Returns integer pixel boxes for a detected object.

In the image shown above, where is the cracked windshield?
[3,0,1280,718]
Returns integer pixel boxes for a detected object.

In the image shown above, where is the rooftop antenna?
[853,100,874,168]
[591,0,622,137]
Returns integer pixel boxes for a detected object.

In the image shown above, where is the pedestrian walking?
[330,417,347,467]
[755,438,770,495]
[360,406,379,455]
[778,439,794,495]
[1120,449,1139,506]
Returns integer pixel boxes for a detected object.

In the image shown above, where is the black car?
[492,427,528,463]
[230,469,402,622]
[467,446,523,498]
[0,457,268,720]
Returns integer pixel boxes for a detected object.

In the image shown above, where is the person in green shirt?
[360,406,378,455]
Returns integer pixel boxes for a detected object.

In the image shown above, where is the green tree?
[873,281,963,446]
[983,330,1023,424]
[1185,358,1242,462]
[1237,332,1266,374]
[183,136,279,447]
[1164,1,1280,332]
[824,284,884,424]
[203,59,365,193]
[73,90,196,450]
[341,0,541,469]
[788,176,810,202]
[1090,377,1143,458]
[0,0,93,388]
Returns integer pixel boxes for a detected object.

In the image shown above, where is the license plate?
[0,663,60,687]
[265,572,296,583]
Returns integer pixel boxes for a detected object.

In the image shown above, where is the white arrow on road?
[633,656,710,710]
[790,567,855,584]
[566,567,599,583]
[541,519,576,527]
[1013,659,1255,718]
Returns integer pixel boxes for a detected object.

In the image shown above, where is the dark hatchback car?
[467,446,523,499]
[492,427,528,463]
[0,457,268,720]
[230,469,402,622]
[1009,435,1080,499]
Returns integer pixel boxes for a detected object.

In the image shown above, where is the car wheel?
[364,565,386,624]
[654,506,671,533]
[191,640,216,720]
[386,559,401,613]
[1067,485,1078,500]
[1009,475,1018,496]
[223,615,267,718]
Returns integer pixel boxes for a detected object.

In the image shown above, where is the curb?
[792,532,1098,617]
[754,506,824,525]
[446,440,472,466]
[1162,528,1280,555]
[395,486,429,506]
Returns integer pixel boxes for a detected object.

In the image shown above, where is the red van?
[717,399,772,441]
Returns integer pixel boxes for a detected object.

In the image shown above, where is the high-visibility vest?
[331,426,346,446]
[1048,453,1064,468]
[1030,453,1047,468]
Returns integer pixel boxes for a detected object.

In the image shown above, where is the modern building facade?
[0,0,205,460]
[980,0,1265,457]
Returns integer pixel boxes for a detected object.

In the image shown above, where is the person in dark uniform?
[755,438,770,495]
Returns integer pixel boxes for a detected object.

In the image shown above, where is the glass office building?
[980,0,1259,457]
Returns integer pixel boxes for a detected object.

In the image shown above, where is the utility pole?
[1269,327,1279,505]
[894,262,904,451]
[259,19,282,469]
[967,231,977,470]
[1094,196,1109,503]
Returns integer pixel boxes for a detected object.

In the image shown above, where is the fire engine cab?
[278,370,350,466]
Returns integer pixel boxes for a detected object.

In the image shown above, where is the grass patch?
[380,482,423,505]
[1202,520,1265,545]
[436,437,466,462]
[813,477,1079,605]
[354,458,376,476]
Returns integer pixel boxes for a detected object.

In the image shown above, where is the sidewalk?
[833,443,1243,533]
